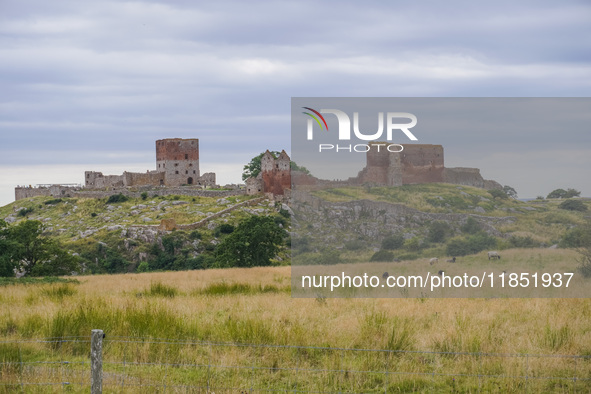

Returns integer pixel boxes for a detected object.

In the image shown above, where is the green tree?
[503,185,518,199]
[215,215,286,267]
[547,188,581,199]
[488,189,508,200]
[242,151,281,182]
[4,220,79,276]
[0,220,18,277]
[290,161,311,175]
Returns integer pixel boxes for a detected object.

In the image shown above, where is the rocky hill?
[290,183,590,264]
[0,193,289,274]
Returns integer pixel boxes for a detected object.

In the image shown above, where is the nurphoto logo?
[303,107,418,153]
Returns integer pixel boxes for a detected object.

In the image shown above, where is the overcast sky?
[1,0,591,206]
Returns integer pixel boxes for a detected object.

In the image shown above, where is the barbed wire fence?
[1,330,590,393]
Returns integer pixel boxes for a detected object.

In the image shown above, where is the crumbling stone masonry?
[254,143,501,194]
[85,138,216,188]
[246,150,292,197]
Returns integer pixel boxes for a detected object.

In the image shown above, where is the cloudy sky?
[1,0,591,206]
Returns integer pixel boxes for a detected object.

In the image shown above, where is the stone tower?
[155,138,200,186]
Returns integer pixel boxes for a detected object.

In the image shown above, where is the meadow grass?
[1,261,590,392]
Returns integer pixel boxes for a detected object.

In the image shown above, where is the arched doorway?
[187,177,193,185]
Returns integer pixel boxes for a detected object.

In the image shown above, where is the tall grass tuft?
[196,282,288,296]
[541,324,573,351]
[145,282,178,298]
[41,284,77,301]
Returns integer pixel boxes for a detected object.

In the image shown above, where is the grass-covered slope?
[1,193,289,274]
[292,184,590,263]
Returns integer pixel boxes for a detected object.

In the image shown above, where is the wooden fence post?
[91,329,104,394]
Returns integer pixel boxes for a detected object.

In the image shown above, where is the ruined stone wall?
[85,172,126,188]
[400,144,444,184]
[15,187,52,200]
[15,185,82,201]
[155,138,200,186]
[123,171,165,187]
[260,150,291,196]
[246,176,264,195]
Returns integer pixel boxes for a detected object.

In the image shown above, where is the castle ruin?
[85,138,216,188]
[272,143,502,193]
[15,138,218,201]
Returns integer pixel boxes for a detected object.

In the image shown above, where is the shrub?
[508,235,537,248]
[344,239,365,251]
[140,192,148,200]
[44,198,63,205]
[558,199,587,212]
[316,250,341,265]
[279,208,290,218]
[381,235,405,250]
[560,225,591,248]
[404,237,421,252]
[91,212,97,218]
[461,217,481,234]
[578,248,591,278]
[137,261,150,273]
[446,233,497,256]
[370,250,394,262]
[106,193,129,204]
[218,223,235,234]
[17,208,33,217]
[488,189,508,200]
[427,222,451,243]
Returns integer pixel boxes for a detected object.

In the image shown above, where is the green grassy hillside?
[1,193,289,274]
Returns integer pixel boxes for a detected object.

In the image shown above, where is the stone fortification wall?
[15,185,245,201]
[15,185,82,201]
[400,144,444,184]
[85,171,165,188]
[443,167,502,190]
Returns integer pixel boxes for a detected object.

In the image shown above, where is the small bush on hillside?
[106,193,129,204]
[461,217,481,234]
[140,192,148,200]
[370,250,394,262]
[44,198,63,205]
[381,235,405,250]
[17,208,33,217]
[446,233,497,256]
[578,249,591,278]
[427,222,451,243]
[559,199,587,212]
[404,237,422,252]
[316,250,341,265]
[488,189,508,200]
[560,224,591,248]
[508,235,538,248]
[345,239,365,251]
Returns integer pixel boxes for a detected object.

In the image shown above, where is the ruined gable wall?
[261,151,291,195]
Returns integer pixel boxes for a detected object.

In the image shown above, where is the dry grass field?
[1,251,591,392]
